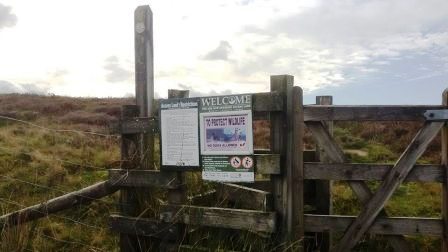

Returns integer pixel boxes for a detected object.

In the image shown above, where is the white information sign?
[160,98,200,168]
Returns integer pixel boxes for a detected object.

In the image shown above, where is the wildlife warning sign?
[199,94,254,182]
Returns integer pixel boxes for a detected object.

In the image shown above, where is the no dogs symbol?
[242,156,254,169]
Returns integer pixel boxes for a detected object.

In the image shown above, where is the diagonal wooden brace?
[333,122,444,252]
[306,121,412,252]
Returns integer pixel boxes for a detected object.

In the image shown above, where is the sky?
[0,0,448,104]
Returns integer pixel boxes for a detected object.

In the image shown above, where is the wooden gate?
[109,73,304,251]
[108,5,448,252]
[304,100,448,251]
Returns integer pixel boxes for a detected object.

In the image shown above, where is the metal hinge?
[424,110,448,121]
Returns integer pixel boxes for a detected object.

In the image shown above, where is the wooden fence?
[110,86,448,252]
[104,5,448,252]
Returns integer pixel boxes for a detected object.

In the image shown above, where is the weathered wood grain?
[304,105,444,121]
[110,215,177,240]
[160,205,277,233]
[304,163,443,182]
[109,169,180,189]
[216,183,273,211]
[241,179,271,192]
[285,85,304,242]
[335,122,444,252]
[269,75,289,242]
[119,105,141,251]
[314,95,333,252]
[306,121,412,251]
[0,181,118,227]
[252,91,284,112]
[304,215,443,236]
[255,154,281,174]
[110,117,158,134]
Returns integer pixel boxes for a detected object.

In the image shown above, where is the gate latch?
[424,110,448,121]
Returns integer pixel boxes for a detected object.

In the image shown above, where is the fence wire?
[0,115,118,138]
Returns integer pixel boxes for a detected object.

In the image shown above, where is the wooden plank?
[306,121,412,251]
[216,183,273,211]
[109,169,180,189]
[304,163,444,182]
[255,154,280,174]
[314,95,333,252]
[442,89,448,252]
[241,179,271,192]
[110,117,158,134]
[160,205,277,233]
[304,215,443,236]
[0,181,118,227]
[110,215,178,240]
[284,85,304,243]
[335,122,444,252]
[252,91,284,112]
[304,105,444,121]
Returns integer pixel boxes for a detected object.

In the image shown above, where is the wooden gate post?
[270,75,304,249]
[135,5,155,167]
[119,105,140,251]
[315,96,333,251]
[164,89,189,251]
[442,88,448,252]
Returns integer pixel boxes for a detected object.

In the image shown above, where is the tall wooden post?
[118,5,156,252]
[442,89,448,252]
[286,86,304,246]
[270,75,304,249]
[315,96,333,251]
[135,5,155,168]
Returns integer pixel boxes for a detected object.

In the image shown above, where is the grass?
[0,94,444,251]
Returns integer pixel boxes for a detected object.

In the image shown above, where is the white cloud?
[104,56,133,83]
[0,3,16,29]
[202,41,232,61]
[0,0,447,99]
